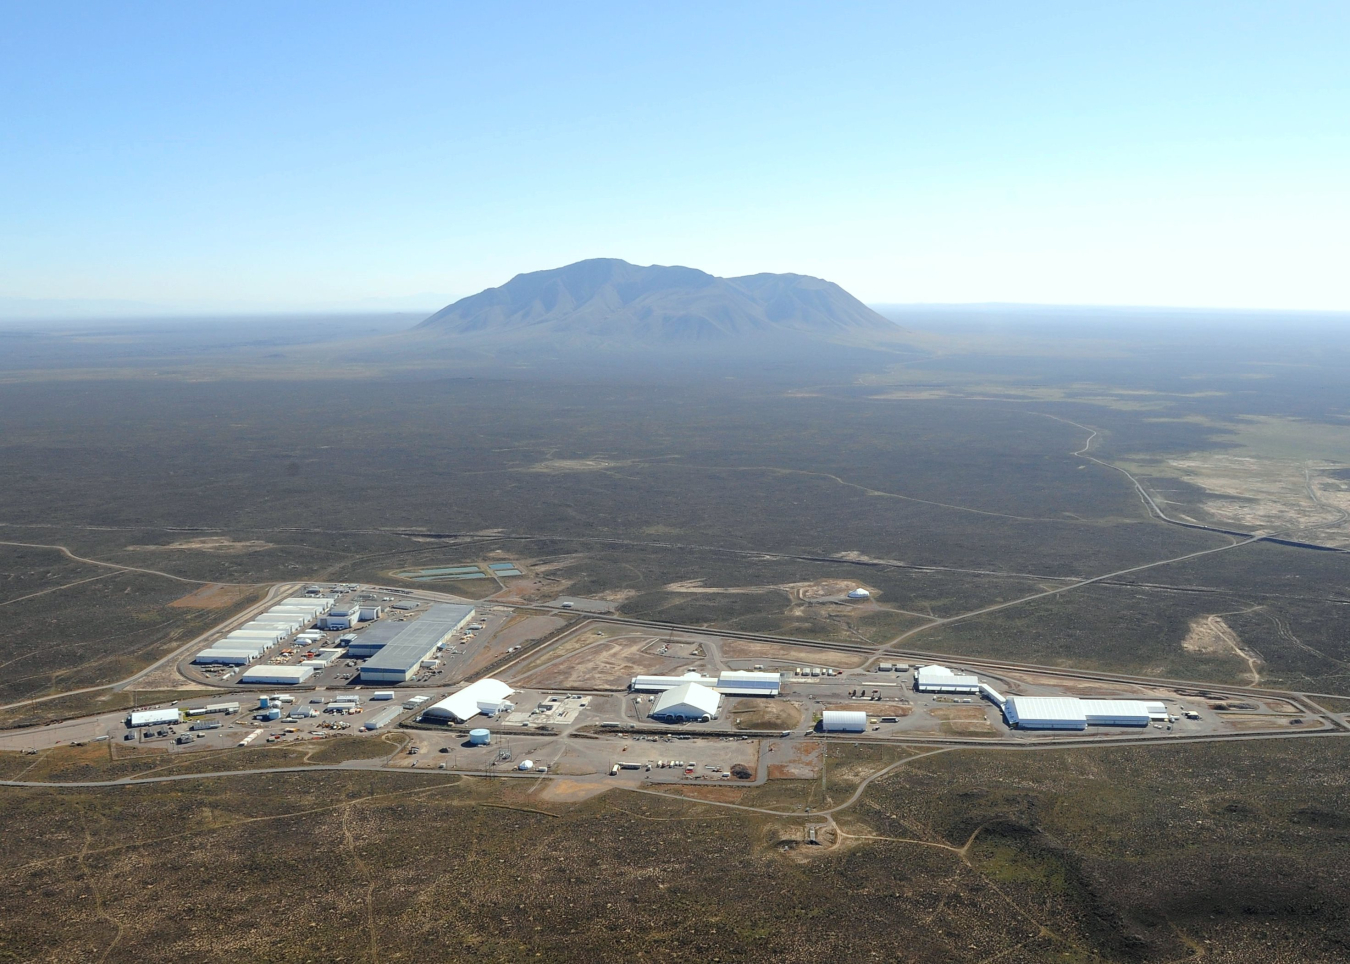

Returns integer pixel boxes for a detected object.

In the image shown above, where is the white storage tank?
[469,728,491,745]
[847,587,871,599]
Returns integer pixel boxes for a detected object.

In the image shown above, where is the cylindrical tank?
[266,707,281,721]
[259,696,270,708]
[468,728,491,746]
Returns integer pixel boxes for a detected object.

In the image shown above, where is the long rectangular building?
[192,648,257,665]
[715,671,781,696]
[239,665,315,685]
[358,603,475,683]
[630,673,718,692]
[128,708,181,727]
[1003,696,1086,730]
[1003,696,1153,730]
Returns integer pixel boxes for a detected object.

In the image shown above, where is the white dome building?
[847,587,871,600]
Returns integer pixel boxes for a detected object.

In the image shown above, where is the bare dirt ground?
[517,636,699,690]
[461,614,565,678]
[537,778,611,803]
[660,577,865,602]
[526,458,636,473]
[795,579,868,601]
[998,669,1162,698]
[1181,614,1264,685]
[729,699,801,731]
[656,785,751,803]
[826,703,910,716]
[663,579,787,595]
[926,705,997,734]
[1222,715,1319,731]
[167,584,254,608]
[719,640,866,669]
[123,662,214,691]
[127,537,275,553]
[767,740,822,780]
[547,746,604,777]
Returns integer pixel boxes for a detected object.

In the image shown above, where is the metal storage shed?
[821,710,867,732]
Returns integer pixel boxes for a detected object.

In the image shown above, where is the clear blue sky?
[2,2,1347,313]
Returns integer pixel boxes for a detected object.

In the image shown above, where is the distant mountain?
[416,259,905,349]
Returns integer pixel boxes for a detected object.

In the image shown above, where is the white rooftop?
[423,678,514,723]
[652,681,721,719]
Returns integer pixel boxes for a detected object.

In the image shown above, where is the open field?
[515,634,698,690]
[719,640,867,669]
[4,316,1350,958]
[729,698,801,731]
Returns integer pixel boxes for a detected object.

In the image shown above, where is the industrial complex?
[0,578,1309,811]
[356,603,476,683]
[187,591,476,688]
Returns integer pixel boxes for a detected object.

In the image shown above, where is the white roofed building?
[630,672,718,692]
[1003,697,1086,730]
[423,679,515,723]
[821,710,867,732]
[192,649,257,665]
[914,665,981,693]
[715,671,781,696]
[1002,695,1155,730]
[650,682,721,722]
[239,665,315,685]
[127,708,181,728]
[1080,699,1151,726]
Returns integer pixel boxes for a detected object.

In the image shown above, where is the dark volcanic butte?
[417,258,906,347]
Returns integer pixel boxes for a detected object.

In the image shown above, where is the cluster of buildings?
[191,598,476,687]
[193,597,335,668]
[913,664,1167,731]
[630,671,782,723]
[349,603,476,683]
[316,601,381,631]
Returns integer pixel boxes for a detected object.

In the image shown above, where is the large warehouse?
[1002,696,1087,730]
[1003,696,1154,730]
[914,665,981,694]
[630,672,718,692]
[650,681,721,722]
[192,648,257,665]
[714,671,781,696]
[357,603,476,683]
[422,678,514,723]
[630,671,781,696]
[239,665,315,685]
